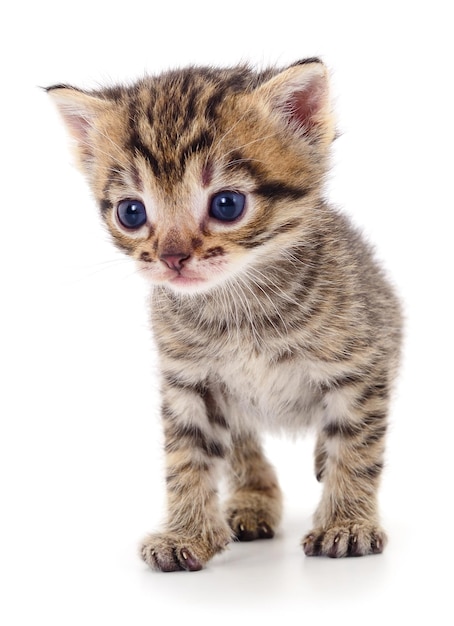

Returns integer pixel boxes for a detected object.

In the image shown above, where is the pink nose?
[160,253,190,271]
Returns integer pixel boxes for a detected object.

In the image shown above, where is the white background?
[1,1,453,623]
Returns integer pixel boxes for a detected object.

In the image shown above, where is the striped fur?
[48,59,402,571]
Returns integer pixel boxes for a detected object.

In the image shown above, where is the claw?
[179,549,203,572]
[258,522,275,539]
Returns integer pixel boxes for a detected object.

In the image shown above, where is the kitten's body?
[49,60,402,571]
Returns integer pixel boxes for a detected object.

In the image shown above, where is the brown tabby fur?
[48,59,402,571]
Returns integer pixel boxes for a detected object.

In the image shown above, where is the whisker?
[217,131,281,163]
[223,157,268,170]
[226,278,261,345]
[205,104,256,161]
[62,256,135,286]
[236,273,285,338]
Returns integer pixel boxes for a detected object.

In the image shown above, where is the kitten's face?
[49,62,334,294]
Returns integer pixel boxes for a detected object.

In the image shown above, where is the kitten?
[48,58,402,571]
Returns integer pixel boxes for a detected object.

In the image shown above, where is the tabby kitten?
[48,58,402,571]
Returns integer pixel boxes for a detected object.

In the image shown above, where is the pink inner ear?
[287,75,326,131]
[63,111,92,144]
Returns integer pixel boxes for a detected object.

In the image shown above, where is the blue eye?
[117,199,147,229]
[209,191,246,222]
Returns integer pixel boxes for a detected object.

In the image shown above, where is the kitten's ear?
[255,60,335,146]
[46,85,108,172]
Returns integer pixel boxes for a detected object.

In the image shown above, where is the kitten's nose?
[160,253,190,271]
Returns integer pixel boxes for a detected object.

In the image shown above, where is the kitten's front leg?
[141,377,232,572]
[303,381,389,558]
[225,433,283,541]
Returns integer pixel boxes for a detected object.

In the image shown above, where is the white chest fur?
[213,349,325,435]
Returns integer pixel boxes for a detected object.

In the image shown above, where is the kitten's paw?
[140,531,229,572]
[225,491,282,541]
[302,523,387,558]
[228,508,275,541]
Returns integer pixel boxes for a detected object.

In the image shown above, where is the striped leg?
[314,430,328,482]
[140,378,232,572]
[303,377,389,557]
[225,433,283,541]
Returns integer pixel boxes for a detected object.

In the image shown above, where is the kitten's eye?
[209,191,246,222]
[117,199,147,229]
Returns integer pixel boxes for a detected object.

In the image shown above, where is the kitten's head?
[48,59,335,294]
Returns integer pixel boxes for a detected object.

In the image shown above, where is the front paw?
[225,491,282,542]
[302,523,387,558]
[227,506,276,541]
[140,531,229,572]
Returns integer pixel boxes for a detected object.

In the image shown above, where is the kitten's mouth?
[138,260,222,293]
[168,272,210,291]
[170,273,203,285]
